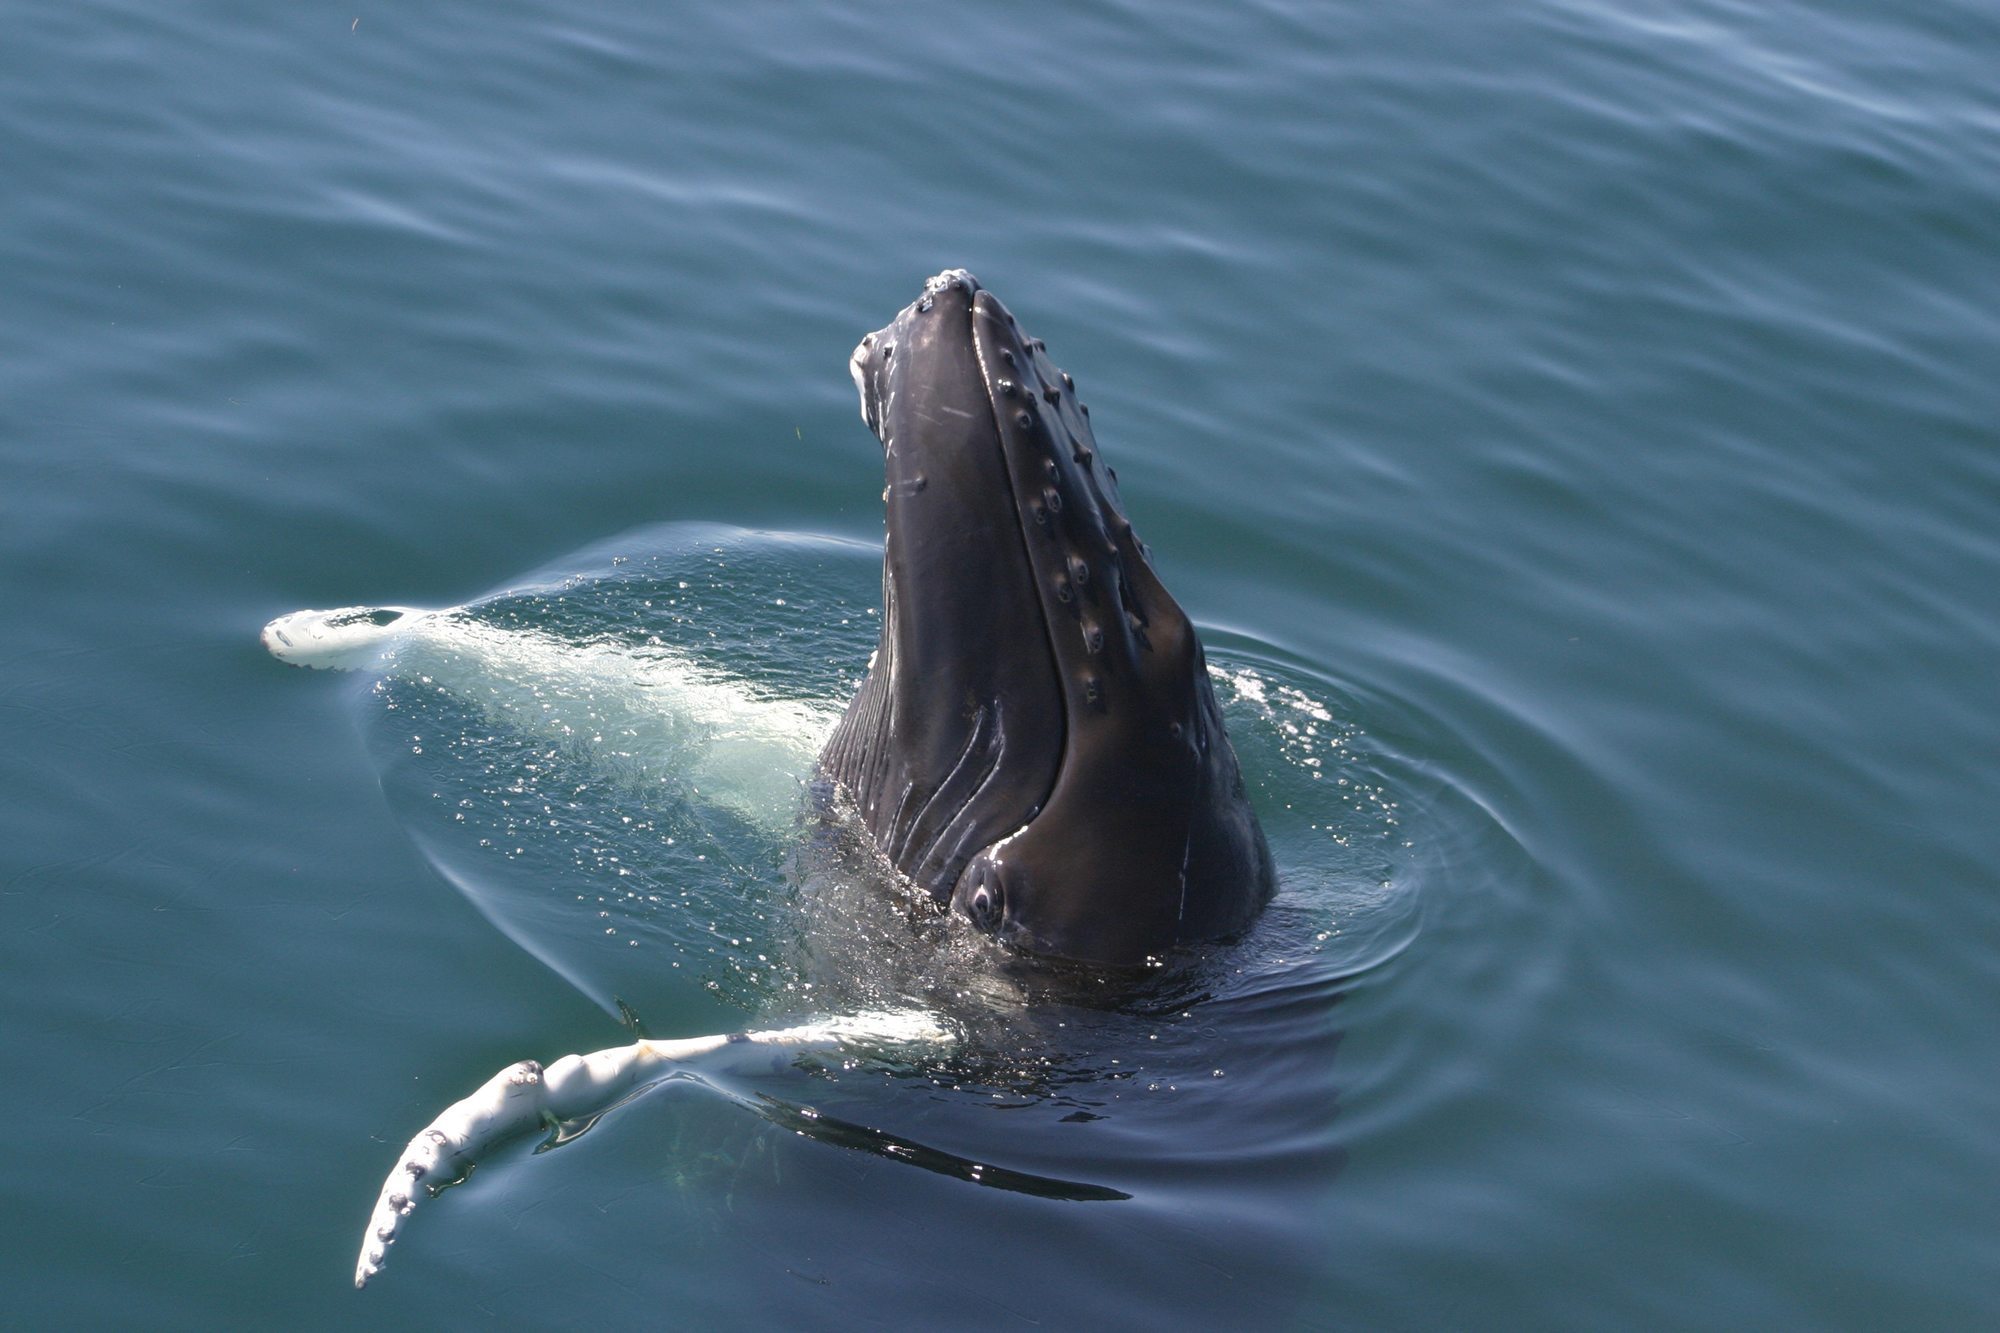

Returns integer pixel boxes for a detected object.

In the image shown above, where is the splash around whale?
[264,271,1277,1287]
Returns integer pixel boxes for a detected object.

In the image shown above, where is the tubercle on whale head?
[822,271,1275,968]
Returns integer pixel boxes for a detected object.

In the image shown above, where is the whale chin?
[819,271,1274,967]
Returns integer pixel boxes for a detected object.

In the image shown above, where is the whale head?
[821,271,1274,966]
[262,606,424,671]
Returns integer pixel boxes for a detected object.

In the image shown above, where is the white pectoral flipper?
[354,1010,955,1289]
[262,602,837,828]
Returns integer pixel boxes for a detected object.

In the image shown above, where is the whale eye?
[967,882,1002,932]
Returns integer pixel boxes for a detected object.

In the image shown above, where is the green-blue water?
[5,2,1995,1327]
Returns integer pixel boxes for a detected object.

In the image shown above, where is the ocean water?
[4,1,1996,1328]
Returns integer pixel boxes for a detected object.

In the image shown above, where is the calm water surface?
[4,2,1996,1328]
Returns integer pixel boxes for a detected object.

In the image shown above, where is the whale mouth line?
[967,293,1069,868]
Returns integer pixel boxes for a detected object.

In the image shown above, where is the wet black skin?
[819,271,1275,967]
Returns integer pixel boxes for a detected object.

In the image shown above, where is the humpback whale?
[265,272,1275,1286]
[822,270,1274,965]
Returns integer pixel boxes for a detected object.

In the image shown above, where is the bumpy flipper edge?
[354,1010,955,1289]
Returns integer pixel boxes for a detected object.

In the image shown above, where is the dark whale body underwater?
[821,271,1275,965]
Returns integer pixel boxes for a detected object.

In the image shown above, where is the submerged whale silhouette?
[265,272,1275,1286]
